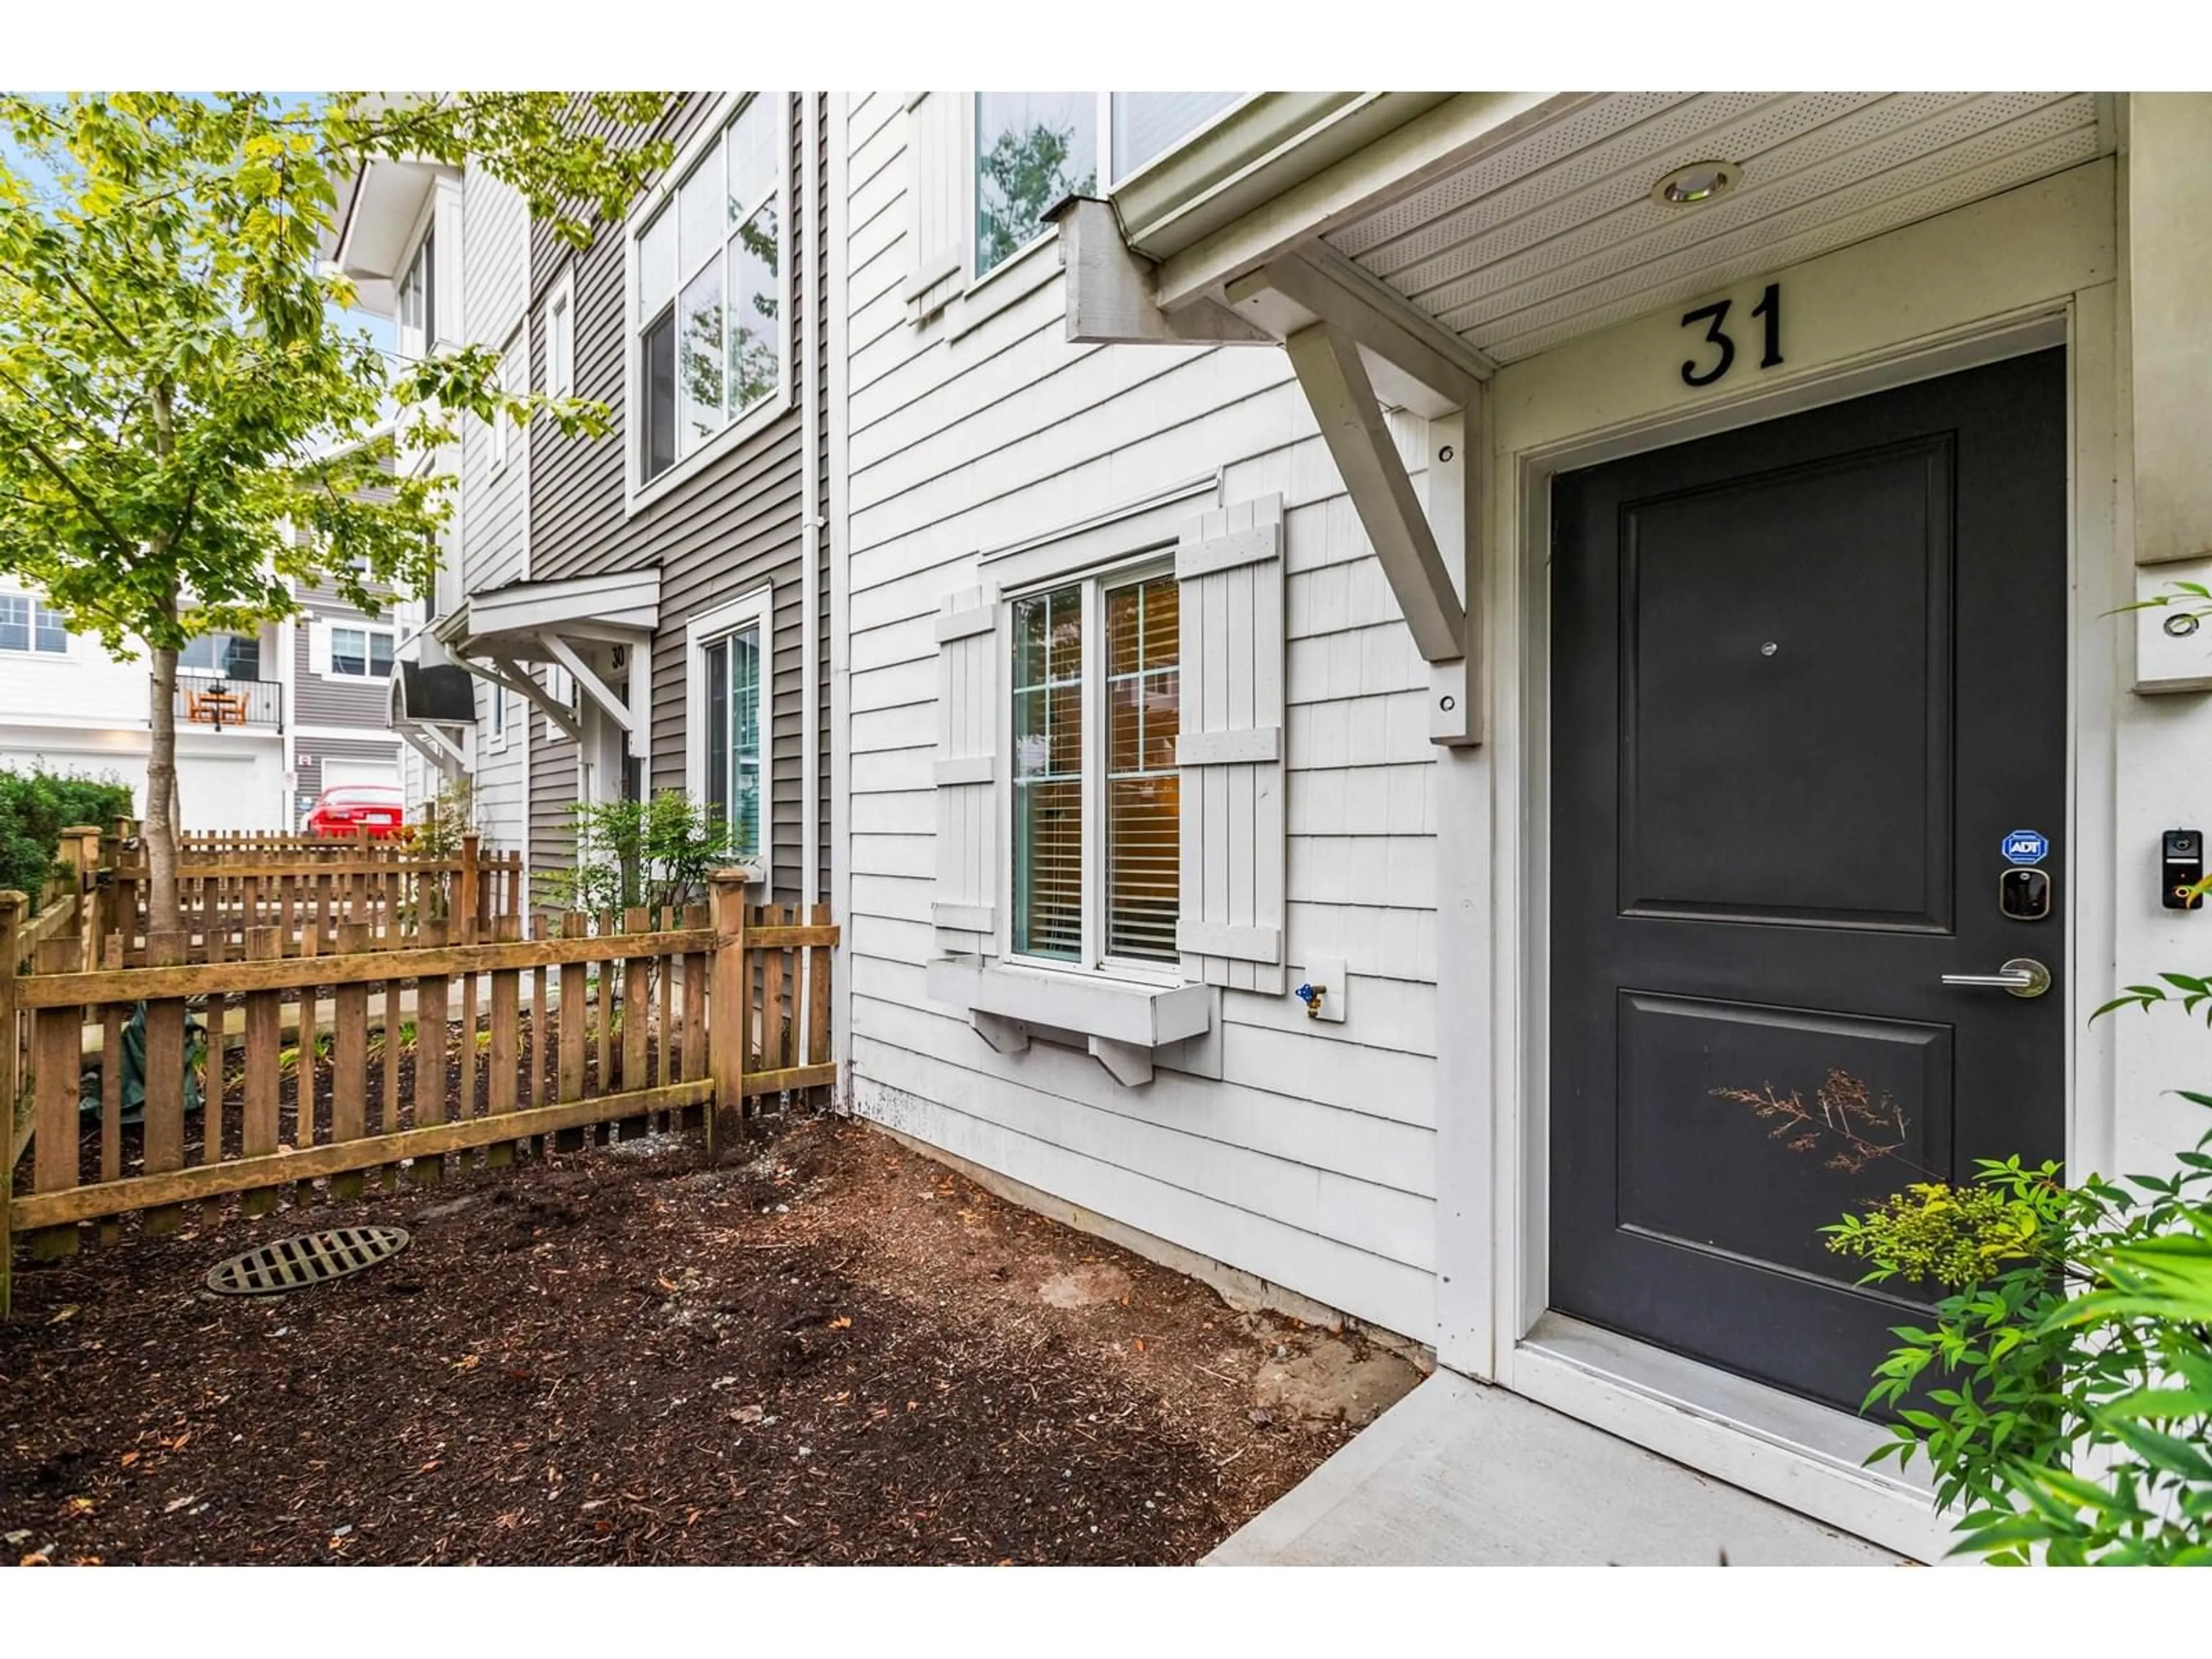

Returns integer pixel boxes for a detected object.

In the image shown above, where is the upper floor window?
[1109,92,1241,181]
[396,230,435,361]
[971,93,1244,280]
[635,94,784,490]
[974,93,1098,279]
[490,331,520,472]
[546,267,575,398]
[1010,566,1180,967]
[328,624,395,680]
[179,631,260,680]
[0,593,68,654]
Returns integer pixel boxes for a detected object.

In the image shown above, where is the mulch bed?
[0,1113,1388,1564]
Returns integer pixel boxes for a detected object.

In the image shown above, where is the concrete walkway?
[1206,1371,1905,1566]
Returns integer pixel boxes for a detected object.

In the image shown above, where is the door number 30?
[1679,282,1783,388]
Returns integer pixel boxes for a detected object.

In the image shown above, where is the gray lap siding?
[523,91,822,908]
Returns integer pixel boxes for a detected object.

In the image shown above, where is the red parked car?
[301,784,406,840]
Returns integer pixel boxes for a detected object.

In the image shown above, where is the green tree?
[0,92,673,930]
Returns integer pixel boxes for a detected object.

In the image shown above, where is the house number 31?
[1679,282,1783,388]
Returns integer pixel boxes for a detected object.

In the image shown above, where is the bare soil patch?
[1,1113,1415,1564]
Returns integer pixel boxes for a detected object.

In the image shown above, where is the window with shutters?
[1008,563,1180,974]
[927,483,1277,1082]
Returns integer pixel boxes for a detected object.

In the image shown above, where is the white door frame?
[1429,160,2122,1560]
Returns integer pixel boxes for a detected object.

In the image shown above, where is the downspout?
[800,91,821,913]
[825,95,852,1107]
[278,609,298,828]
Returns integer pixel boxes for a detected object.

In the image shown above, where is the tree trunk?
[146,635,182,934]
[144,385,183,935]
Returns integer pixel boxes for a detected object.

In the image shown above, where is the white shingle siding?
[836,93,1442,1343]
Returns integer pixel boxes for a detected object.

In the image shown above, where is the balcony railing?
[175,672,282,731]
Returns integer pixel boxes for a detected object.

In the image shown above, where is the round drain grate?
[205,1226,411,1296]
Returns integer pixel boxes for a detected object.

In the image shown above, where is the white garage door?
[177,752,282,831]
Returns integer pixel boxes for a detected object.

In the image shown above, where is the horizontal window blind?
[1013,585,1084,961]
[703,625,762,857]
[1106,574,1179,963]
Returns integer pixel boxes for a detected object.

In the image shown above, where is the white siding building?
[834,90,1445,1346]
[454,168,534,865]
[830,90,2212,1560]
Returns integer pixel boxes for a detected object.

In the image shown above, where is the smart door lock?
[1999,867,2051,921]
[2163,829,2205,911]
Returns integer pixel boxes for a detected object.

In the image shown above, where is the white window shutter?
[932,584,999,954]
[1175,494,1286,994]
[307,619,331,677]
[903,92,967,322]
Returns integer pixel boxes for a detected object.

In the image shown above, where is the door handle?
[1940,957,2051,999]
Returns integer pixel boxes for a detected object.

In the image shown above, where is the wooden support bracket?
[541,635,631,734]
[1286,321,1466,664]
[482,653,582,743]
[1087,1035,1154,1088]
[970,1010,1031,1056]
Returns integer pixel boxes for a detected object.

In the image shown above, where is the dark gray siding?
[524,92,825,910]
[293,732,404,827]
[291,602,397,730]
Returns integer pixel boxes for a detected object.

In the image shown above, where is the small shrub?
[534,790,745,916]
[0,763,134,897]
[1828,1088,2212,1563]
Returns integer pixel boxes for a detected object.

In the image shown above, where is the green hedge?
[0,764,135,900]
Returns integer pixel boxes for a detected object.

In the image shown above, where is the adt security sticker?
[2002,830,2050,866]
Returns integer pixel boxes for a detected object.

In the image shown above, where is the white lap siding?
[837,93,1441,1343]
[459,169,531,863]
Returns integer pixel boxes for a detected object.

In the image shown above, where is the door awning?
[1058,92,2111,751]
[430,568,660,748]
[385,661,477,774]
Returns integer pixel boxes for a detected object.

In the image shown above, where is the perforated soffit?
[1324,92,2104,365]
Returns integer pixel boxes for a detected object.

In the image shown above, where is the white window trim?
[998,553,1183,987]
[683,585,774,887]
[486,678,509,752]
[543,663,578,738]
[393,191,441,364]
[622,92,796,518]
[1104,92,1254,190]
[940,94,1245,345]
[0,592,71,657]
[320,620,398,683]
[961,93,1250,288]
[967,92,1105,292]
[488,329,518,475]
[545,264,576,399]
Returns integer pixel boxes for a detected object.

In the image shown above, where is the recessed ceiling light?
[1654,161,1740,207]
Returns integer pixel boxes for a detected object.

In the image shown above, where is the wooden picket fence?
[177,828,413,859]
[104,835,524,965]
[1,878,838,1317]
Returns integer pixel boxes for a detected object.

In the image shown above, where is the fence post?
[459,834,482,934]
[63,824,101,967]
[707,872,749,1164]
[1,891,20,1320]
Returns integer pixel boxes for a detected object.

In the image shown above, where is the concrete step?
[1206,1371,1907,1566]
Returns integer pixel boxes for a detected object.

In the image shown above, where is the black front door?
[1548,348,2067,1413]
